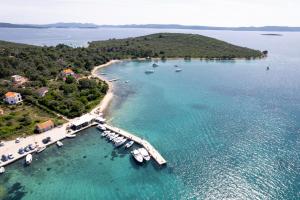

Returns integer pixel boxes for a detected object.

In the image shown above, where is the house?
[62,69,75,77]
[70,114,95,130]
[11,75,28,85]
[35,120,55,133]
[37,87,49,97]
[4,92,22,105]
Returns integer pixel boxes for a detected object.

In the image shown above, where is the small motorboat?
[97,124,106,131]
[0,167,5,174]
[131,149,143,163]
[66,134,76,138]
[138,148,151,161]
[25,154,32,165]
[174,65,179,67]
[36,146,46,153]
[15,138,20,143]
[145,70,155,74]
[152,63,159,68]
[56,141,63,147]
[125,141,134,149]
[175,69,183,72]
[115,138,127,147]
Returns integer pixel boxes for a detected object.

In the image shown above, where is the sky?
[0,0,299,27]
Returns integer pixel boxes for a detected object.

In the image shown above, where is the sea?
[0,28,300,200]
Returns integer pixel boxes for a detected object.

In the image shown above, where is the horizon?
[1,0,300,27]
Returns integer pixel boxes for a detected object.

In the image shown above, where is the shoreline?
[91,60,121,114]
[0,60,121,168]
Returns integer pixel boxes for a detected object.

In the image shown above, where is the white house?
[4,92,22,105]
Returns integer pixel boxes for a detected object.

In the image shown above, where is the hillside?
[89,33,263,59]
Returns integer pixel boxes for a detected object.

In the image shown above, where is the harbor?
[0,112,166,170]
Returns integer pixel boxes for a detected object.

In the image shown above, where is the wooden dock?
[104,124,167,165]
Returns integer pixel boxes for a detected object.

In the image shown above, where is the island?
[0,33,265,139]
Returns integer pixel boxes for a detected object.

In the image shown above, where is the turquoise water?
[1,31,300,199]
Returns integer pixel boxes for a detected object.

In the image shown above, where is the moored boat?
[36,146,46,153]
[138,148,151,161]
[66,134,76,138]
[145,70,155,74]
[131,149,143,163]
[56,141,63,147]
[175,69,183,72]
[0,167,5,174]
[125,141,134,149]
[115,138,127,147]
[97,124,106,131]
[152,63,159,68]
[25,154,32,165]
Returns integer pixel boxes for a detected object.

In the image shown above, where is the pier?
[104,124,167,165]
[0,115,166,168]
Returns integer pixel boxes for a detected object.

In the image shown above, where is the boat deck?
[104,124,167,165]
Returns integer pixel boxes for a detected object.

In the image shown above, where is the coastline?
[0,60,120,168]
[91,60,121,114]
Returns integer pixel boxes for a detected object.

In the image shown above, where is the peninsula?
[0,33,264,139]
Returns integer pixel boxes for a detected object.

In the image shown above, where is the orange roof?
[5,92,17,98]
[36,120,54,130]
[63,69,74,74]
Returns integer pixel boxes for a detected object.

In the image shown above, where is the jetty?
[104,124,167,165]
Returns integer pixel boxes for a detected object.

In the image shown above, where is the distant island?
[261,33,283,36]
[1,22,300,32]
[0,33,265,139]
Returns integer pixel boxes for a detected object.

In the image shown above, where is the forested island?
[0,33,265,139]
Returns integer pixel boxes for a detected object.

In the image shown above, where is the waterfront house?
[4,92,22,105]
[70,115,95,130]
[35,120,55,133]
[37,87,49,97]
[11,75,28,85]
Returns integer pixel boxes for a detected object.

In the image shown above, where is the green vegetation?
[89,33,264,59]
[0,103,66,139]
[0,33,264,138]
[38,78,108,118]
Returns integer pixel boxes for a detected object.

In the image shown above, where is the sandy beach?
[0,60,120,168]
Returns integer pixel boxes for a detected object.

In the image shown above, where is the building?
[11,75,28,85]
[4,92,22,105]
[37,87,49,97]
[70,114,95,130]
[35,120,55,133]
[62,69,75,77]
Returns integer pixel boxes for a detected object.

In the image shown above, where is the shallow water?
[1,30,300,199]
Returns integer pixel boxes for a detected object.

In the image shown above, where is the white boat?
[138,148,151,161]
[125,141,134,148]
[131,149,143,163]
[56,141,63,147]
[115,138,127,147]
[113,136,124,143]
[175,69,183,72]
[95,117,106,124]
[0,167,5,174]
[0,141,4,147]
[97,124,106,131]
[66,134,76,138]
[110,134,118,141]
[145,70,155,74]
[36,146,46,153]
[25,154,32,165]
